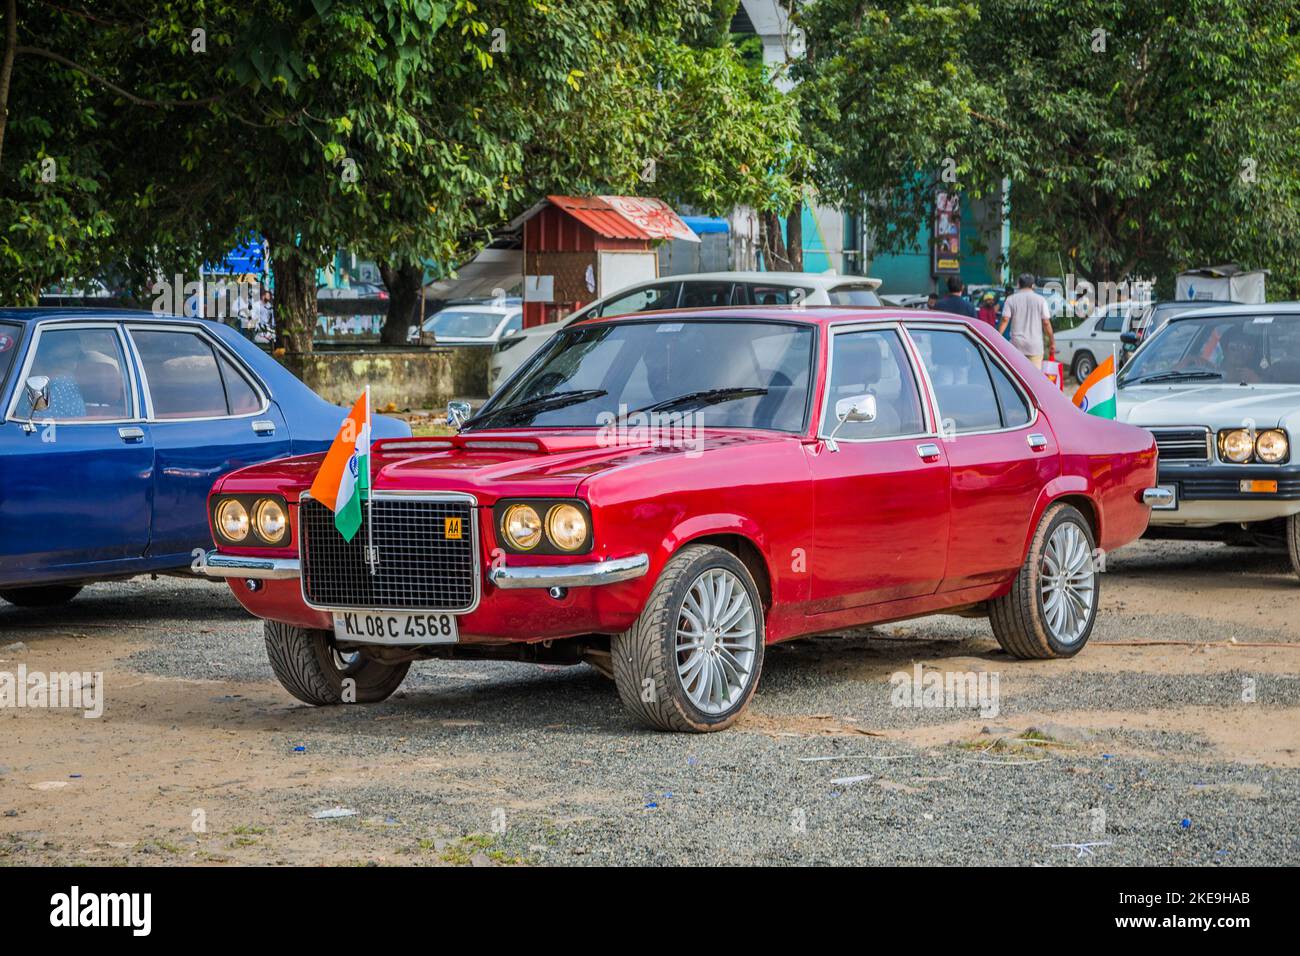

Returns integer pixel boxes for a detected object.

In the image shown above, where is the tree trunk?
[378,260,424,345]
[0,0,18,170]
[760,200,803,271]
[785,204,803,272]
[269,241,317,354]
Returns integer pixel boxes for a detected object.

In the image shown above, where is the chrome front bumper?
[489,553,650,590]
[199,551,301,580]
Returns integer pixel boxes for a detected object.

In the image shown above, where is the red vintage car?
[202,308,1159,732]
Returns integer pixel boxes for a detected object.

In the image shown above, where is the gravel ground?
[2,538,1299,866]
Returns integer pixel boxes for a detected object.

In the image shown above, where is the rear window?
[828,285,882,306]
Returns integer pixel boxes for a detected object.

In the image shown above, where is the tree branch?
[15,45,224,108]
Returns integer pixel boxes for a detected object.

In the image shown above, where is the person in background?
[251,289,274,343]
[977,292,999,326]
[926,293,939,310]
[999,272,1055,368]
[934,275,976,319]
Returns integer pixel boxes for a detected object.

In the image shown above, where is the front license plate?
[1152,483,1178,510]
[333,611,459,645]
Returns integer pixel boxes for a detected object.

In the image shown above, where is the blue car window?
[217,352,262,414]
[13,327,130,421]
[133,329,229,419]
[0,323,19,385]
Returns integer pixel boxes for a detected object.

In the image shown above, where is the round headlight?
[502,503,542,550]
[215,499,250,543]
[1256,429,1289,463]
[1220,429,1254,463]
[252,498,288,545]
[546,504,589,552]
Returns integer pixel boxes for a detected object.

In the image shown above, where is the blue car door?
[125,322,291,561]
[0,321,153,582]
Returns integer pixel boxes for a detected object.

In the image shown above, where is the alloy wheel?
[1039,522,1096,644]
[674,568,758,715]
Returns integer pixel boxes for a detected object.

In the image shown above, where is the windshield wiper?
[1122,370,1224,386]
[464,389,607,428]
[629,387,769,416]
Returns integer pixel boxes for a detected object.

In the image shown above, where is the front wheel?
[263,620,410,705]
[613,545,765,732]
[989,503,1099,659]
[0,585,84,607]
[1288,515,1300,582]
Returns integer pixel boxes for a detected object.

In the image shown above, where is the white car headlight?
[1219,429,1254,463]
[1256,429,1289,464]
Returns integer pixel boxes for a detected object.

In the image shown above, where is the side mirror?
[826,393,877,452]
[25,375,50,413]
[1120,331,1139,346]
[446,399,472,430]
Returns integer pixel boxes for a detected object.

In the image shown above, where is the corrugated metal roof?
[546,195,699,242]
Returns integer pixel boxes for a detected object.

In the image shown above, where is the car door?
[0,321,153,578]
[807,323,950,612]
[906,325,1058,591]
[126,323,290,561]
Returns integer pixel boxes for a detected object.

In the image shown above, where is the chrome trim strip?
[4,320,145,425]
[816,320,938,444]
[123,321,272,422]
[200,551,301,579]
[490,553,650,590]
[1142,487,1176,507]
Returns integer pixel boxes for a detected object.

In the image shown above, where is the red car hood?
[214,429,790,503]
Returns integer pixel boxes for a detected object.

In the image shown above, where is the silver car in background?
[1117,303,1300,578]
[487,271,882,394]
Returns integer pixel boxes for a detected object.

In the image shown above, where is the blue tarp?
[682,216,729,235]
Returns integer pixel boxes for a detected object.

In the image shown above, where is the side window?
[678,281,733,308]
[908,328,1001,432]
[132,329,229,419]
[597,283,679,317]
[12,327,131,422]
[501,312,523,335]
[1099,308,1125,333]
[738,284,812,306]
[987,358,1032,428]
[822,328,925,439]
[218,353,263,415]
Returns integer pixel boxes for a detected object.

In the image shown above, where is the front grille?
[1149,427,1210,462]
[299,496,478,611]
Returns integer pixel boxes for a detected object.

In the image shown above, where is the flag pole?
[365,383,375,576]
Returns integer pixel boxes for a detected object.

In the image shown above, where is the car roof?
[646,271,882,289]
[573,304,974,329]
[1164,302,1300,321]
[0,307,183,323]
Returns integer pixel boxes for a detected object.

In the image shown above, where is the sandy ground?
[1,537,1298,866]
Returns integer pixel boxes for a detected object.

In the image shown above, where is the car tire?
[0,585,84,607]
[612,544,765,732]
[989,503,1099,659]
[1288,515,1300,582]
[263,620,410,705]
[1072,351,1097,383]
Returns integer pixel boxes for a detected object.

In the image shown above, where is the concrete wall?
[282,346,490,409]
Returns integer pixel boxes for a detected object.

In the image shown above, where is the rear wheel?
[0,585,84,607]
[263,620,410,705]
[612,545,764,732]
[1072,351,1097,383]
[990,503,1099,659]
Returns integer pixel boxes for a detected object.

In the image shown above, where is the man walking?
[933,275,977,319]
[998,273,1054,368]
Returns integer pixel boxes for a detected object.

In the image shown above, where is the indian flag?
[1073,354,1117,419]
[308,387,371,542]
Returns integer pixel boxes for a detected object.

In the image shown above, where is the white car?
[413,303,523,346]
[1117,303,1300,577]
[487,271,882,393]
[1054,301,1148,382]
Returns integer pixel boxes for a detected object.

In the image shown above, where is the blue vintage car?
[0,308,410,606]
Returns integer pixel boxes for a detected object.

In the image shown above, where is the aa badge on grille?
[444,517,463,539]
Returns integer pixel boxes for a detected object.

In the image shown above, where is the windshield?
[424,309,508,338]
[470,319,814,431]
[0,323,19,385]
[1120,313,1300,386]
[828,285,881,306]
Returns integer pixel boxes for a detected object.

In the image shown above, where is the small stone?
[1,641,28,653]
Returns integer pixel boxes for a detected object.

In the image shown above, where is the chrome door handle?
[916,442,941,461]
[251,419,276,435]
[118,426,144,442]
[1027,433,1048,450]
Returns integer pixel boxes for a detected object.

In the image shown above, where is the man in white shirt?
[998,273,1055,368]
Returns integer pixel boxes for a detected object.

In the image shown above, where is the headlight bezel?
[494,498,593,555]
[211,494,293,548]
[1217,428,1290,464]
[252,497,289,545]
